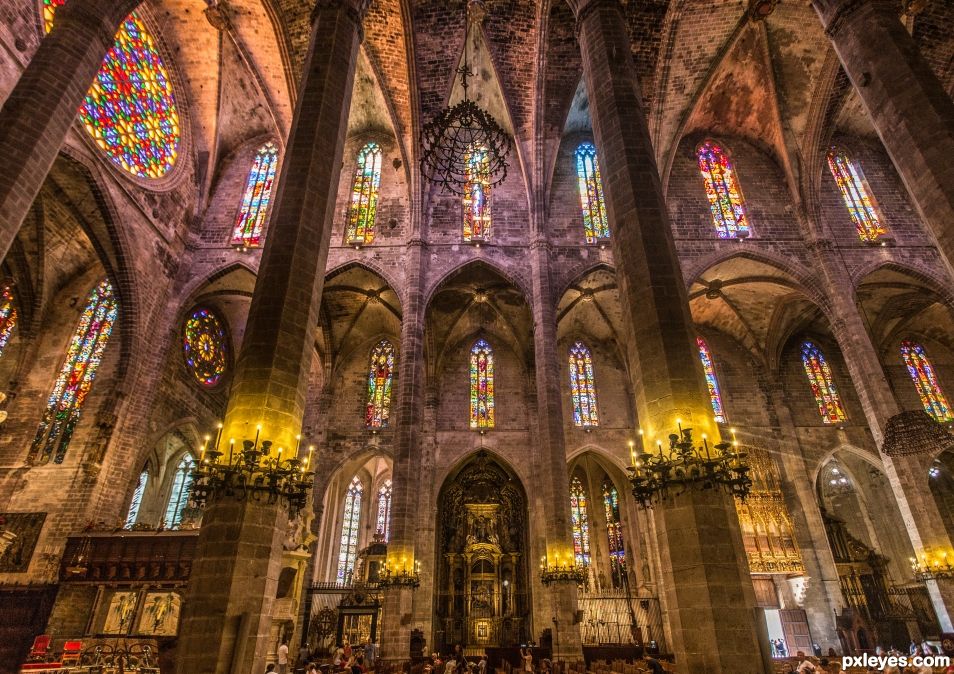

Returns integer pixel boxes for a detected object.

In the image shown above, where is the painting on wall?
[0,512,46,572]
[137,592,182,636]
[98,591,139,635]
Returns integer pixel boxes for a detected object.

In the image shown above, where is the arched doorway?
[434,451,530,652]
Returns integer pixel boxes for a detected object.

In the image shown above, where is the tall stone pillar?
[379,239,428,661]
[0,0,141,258]
[568,0,763,669]
[528,240,583,659]
[176,1,368,671]
[812,0,954,275]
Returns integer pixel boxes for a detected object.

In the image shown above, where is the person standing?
[521,648,532,673]
[278,640,289,674]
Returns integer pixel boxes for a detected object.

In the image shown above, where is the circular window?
[43,1,181,179]
[183,308,228,387]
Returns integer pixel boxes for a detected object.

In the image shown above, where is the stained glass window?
[347,143,383,245]
[375,479,392,542]
[124,468,149,529]
[463,145,491,242]
[575,143,609,243]
[31,280,118,464]
[900,340,953,422]
[0,285,18,358]
[570,476,591,567]
[44,1,180,179]
[366,339,395,429]
[697,336,726,423]
[801,341,846,423]
[470,338,495,429]
[827,148,886,242]
[698,140,749,238]
[232,142,279,247]
[569,341,599,427]
[337,476,363,585]
[602,478,626,588]
[183,308,228,387]
[164,454,194,529]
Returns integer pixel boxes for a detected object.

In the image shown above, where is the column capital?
[565,0,621,24]
[312,0,372,28]
[811,0,899,36]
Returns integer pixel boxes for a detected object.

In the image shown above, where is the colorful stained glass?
[697,336,726,423]
[900,340,953,422]
[575,143,610,243]
[164,454,194,529]
[827,148,886,242]
[463,145,491,242]
[337,476,363,584]
[470,338,495,429]
[570,476,591,567]
[698,140,749,238]
[569,341,599,427]
[346,143,383,245]
[0,285,18,357]
[800,341,846,423]
[124,468,149,529]
[44,1,180,179]
[232,142,279,247]
[183,308,228,387]
[366,339,395,428]
[602,478,626,588]
[375,479,392,542]
[31,279,118,464]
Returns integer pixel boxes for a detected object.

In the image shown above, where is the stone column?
[176,1,368,672]
[529,240,583,659]
[0,0,141,257]
[812,0,954,275]
[568,0,763,669]
[378,239,428,661]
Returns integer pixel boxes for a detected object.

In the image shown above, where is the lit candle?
[228,438,235,465]
[676,418,682,434]
[277,447,283,464]
[295,434,302,457]
[638,428,645,452]
[656,440,663,457]
[701,433,710,459]
[628,440,636,468]
[214,422,224,451]
[254,424,261,449]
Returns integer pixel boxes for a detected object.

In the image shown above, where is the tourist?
[520,648,532,673]
[641,655,664,674]
[278,640,289,674]
[445,657,457,674]
[334,645,345,668]
[478,655,488,674]
[266,666,277,674]
[796,655,816,673]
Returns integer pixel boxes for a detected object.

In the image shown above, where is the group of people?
[264,637,378,674]
[421,644,490,674]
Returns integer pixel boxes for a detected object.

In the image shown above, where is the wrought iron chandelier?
[419,0,512,195]
[190,428,315,516]
[378,558,422,590]
[911,551,954,582]
[626,423,752,508]
[539,555,588,587]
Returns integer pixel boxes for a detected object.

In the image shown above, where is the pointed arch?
[697,140,749,238]
[575,142,609,243]
[31,279,119,464]
[337,476,364,584]
[366,339,395,428]
[602,476,626,588]
[900,340,953,422]
[569,340,599,427]
[696,336,726,423]
[569,475,591,566]
[463,145,492,242]
[827,147,886,242]
[346,142,384,245]
[124,467,149,529]
[232,142,279,247]
[470,338,495,429]
[801,340,846,423]
[375,478,392,541]
[164,453,194,529]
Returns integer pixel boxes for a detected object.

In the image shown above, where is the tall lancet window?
[697,140,749,238]
[801,340,847,423]
[375,479,393,541]
[366,339,395,429]
[164,455,194,529]
[570,476,591,567]
[337,476,363,584]
[900,340,953,422]
[463,145,491,242]
[569,341,599,427]
[347,142,383,245]
[124,468,149,529]
[697,337,726,423]
[470,338,495,429]
[0,285,18,358]
[232,142,279,247]
[575,143,610,243]
[602,478,626,588]
[827,148,886,242]
[31,279,118,464]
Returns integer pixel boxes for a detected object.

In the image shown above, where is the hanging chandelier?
[419,1,512,195]
[626,423,752,508]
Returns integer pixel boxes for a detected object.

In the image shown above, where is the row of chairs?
[22,635,83,670]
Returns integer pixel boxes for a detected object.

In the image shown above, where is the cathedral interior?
[2,0,954,672]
